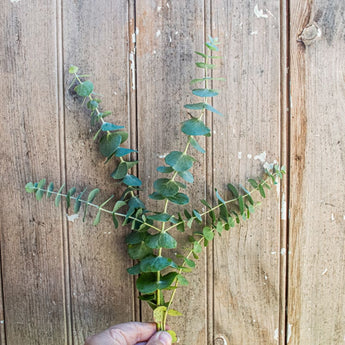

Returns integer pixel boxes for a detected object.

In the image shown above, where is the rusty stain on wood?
[1,0,345,344]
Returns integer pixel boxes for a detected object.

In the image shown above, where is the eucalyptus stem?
[32,188,161,232]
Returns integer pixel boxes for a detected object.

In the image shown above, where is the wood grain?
[62,1,135,343]
[288,1,345,344]
[0,1,67,344]
[1,1,345,344]
[135,1,208,344]
[211,1,284,344]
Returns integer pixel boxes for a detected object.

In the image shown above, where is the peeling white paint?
[274,328,279,341]
[287,324,292,343]
[254,151,266,163]
[153,50,157,54]
[132,27,139,43]
[281,248,286,255]
[281,192,287,220]
[247,154,252,159]
[129,52,136,90]
[343,215,345,220]
[166,2,170,8]
[322,268,328,275]
[66,213,79,222]
[271,251,277,255]
[250,31,258,35]
[169,36,172,43]
[10,0,20,2]
[0,320,4,324]
[331,213,335,221]
[157,6,161,12]
[156,30,161,38]
[254,4,268,18]
[175,31,179,35]
[158,153,169,159]
[264,273,268,280]
[238,152,242,159]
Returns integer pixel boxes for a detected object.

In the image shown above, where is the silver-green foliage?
[26,36,285,342]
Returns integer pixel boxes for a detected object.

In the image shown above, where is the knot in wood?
[214,335,229,345]
[298,23,322,46]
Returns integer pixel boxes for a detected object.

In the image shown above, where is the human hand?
[84,322,172,345]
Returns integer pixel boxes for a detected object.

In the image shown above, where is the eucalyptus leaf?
[122,174,142,187]
[74,80,94,97]
[145,232,177,249]
[165,151,195,172]
[192,88,219,98]
[153,178,179,197]
[181,118,210,136]
[101,122,124,131]
[99,133,122,157]
[167,193,189,205]
[189,136,205,153]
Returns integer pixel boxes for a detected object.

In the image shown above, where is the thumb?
[146,331,172,345]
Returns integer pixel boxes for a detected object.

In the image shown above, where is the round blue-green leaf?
[192,88,219,98]
[153,178,179,197]
[157,166,174,173]
[189,137,205,153]
[69,65,78,74]
[101,122,125,131]
[181,118,210,136]
[203,226,214,241]
[145,232,177,249]
[74,80,94,97]
[167,193,189,205]
[140,256,177,272]
[127,263,141,275]
[136,272,178,294]
[115,148,137,157]
[165,151,195,172]
[116,131,129,144]
[25,182,35,193]
[147,213,171,222]
[111,162,128,180]
[99,133,122,157]
[122,174,142,187]
[126,231,147,245]
[127,242,153,260]
[184,102,207,110]
[149,192,166,200]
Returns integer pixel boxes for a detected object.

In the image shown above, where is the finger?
[146,331,172,345]
[108,322,157,344]
[85,322,157,345]
[135,342,147,345]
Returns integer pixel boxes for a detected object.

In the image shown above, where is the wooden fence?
[1,1,344,344]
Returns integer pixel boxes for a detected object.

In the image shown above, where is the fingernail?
[158,331,172,344]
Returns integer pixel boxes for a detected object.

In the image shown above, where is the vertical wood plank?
[288,1,345,344]
[135,1,208,343]
[62,2,135,343]
[211,1,283,344]
[0,1,67,344]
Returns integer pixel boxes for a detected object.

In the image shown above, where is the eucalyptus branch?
[25,183,162,232]
[25,36,286,344]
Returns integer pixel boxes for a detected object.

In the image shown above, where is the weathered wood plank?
[288,1,345,344]
[0,1,67,344]
[135,1,208,343]
[211,1,283,344]
[62,2,135,343]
